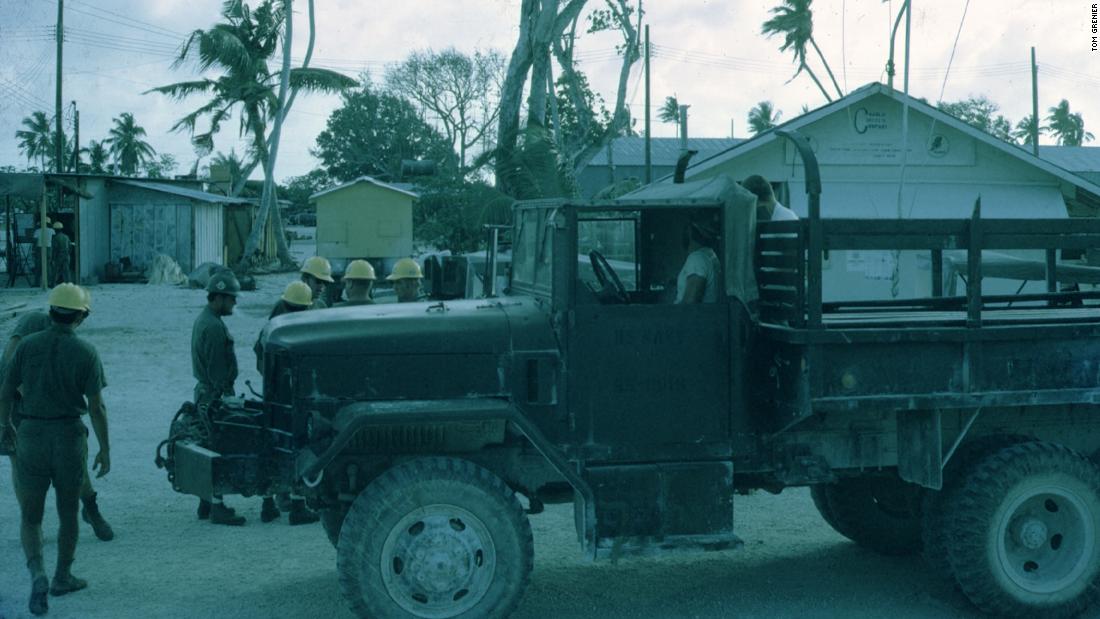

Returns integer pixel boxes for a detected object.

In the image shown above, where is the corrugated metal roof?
[1039,146,1100,172]
[583,137,742,168]
[310,175,420,201]
[114,179,251,204]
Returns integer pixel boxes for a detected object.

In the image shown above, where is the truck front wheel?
[336,457,534,619]
[946,442,1100,618]
[815,476,923,556]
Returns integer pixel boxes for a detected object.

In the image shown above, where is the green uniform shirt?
[191,306,237,398]
[2,311,51,382]
[51,232,71,258]
[1,322,106,419]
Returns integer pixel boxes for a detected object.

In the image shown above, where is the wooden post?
[40,191,49,289]
[931,249,943,297]
[1031,47,1040,157]
[967,198,982,327]
[644,24,651,185]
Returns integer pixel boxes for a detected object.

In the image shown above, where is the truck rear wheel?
[817,476,923,556]
[336,457,534,619]
[946,442,1100,618]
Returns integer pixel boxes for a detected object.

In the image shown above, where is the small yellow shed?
[310,176,418,259]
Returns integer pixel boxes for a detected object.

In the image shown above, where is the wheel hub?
[380,504,497,618]
[1015,518,1049,550]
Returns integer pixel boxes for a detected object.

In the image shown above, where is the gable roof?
[1039,145,1100,173]
[310,175,420,201]
[581,137,742,169]
[114,179,251,204]
[678,82,1100,200]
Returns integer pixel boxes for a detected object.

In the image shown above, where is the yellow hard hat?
[80,287,92,312]
[48,283,87,312]
[52,221,63,229]
[281,281,313,307]
[301,256,335,282]
[344,259,376,281]
[386,258,423,281]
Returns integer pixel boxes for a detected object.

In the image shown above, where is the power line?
[68,0,186,37]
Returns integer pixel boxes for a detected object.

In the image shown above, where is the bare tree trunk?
[528,47,551,128]
[809,37,844,98]
[802,61,833,103]
[605,0,641,138]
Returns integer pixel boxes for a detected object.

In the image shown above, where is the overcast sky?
[1,0,1097,183]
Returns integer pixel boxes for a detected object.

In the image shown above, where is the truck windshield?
[511,208,554,294]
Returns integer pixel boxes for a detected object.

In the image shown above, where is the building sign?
[853,107,888,134]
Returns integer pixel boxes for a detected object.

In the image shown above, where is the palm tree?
[1047,100,1094,146]
[16,111,53,169]
[147,0,353,267]
[1012,114,1045,146]
[748,101,782,135]
[761,0,842,102]
[210,149,245,189]
[82,140,110,173]
[658,95,680,124]
[106,113,157,175]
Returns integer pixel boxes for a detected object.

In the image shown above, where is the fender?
[296,397,598,558]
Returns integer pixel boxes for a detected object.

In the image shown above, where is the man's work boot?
[29,576,49,616]
[49,573,88,597]
[210,502,246,526]
[81,493,115,541]
[288,499,320,526]
[197,499,211,520]
[261,497,281,523]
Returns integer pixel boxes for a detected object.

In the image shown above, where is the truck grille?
[343,420,506,453]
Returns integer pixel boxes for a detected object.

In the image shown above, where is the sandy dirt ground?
[0,237,985,619]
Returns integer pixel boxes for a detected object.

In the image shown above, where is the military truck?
[159,132,1100,618]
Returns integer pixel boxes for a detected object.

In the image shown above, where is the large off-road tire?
[922,433,1030,579]
[810,484,853,539]
[321,508,347,548]
[945,442,1100,618]
[337,457,534,619]
[818,475,923,556]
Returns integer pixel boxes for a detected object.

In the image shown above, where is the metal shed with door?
[76,178,250,282]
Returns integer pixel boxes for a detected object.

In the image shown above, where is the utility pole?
[1031,47,1040,157]
[678,104,689,150]
[644,24,651,185]
[71,102,80,172]
[55,0,64,173]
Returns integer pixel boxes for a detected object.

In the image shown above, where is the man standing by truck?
[387,258,423,303]
[1,289,115,542]
[335,260,376,306]
[191,270,246,526]
[0,283,110,616]
[300,256,335,309]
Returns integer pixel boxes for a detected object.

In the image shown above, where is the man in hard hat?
[50,222,71,286]
[191,270,246,526]
[1,288,115,543]
[34,217,55,285]
[0,283,110,615]
[300,256,335,309]
[387,258,423,303]
[252,279,319,526]
[335,259,376,306]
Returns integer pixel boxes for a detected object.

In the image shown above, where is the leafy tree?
[106,112,156,175]
[413,177,513,253]
[1047,99,1094,146]
[938,96,1014,142]
[584,1,643,141]
[748,101,782,134]
[762,0,842,102]
[547,71,611,165]
[16,111,54,170]
[144,154,179,179]
[313,80,455,183]
[82,140,110,173]
[384,48,506,171]
[282,168,330,210]
[1012,114,1045,146]
[147,0,354,267]
[209,149,246,188]
[658,95,680,125]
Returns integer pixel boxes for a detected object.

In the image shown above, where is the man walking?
[191,270,246,526]
[0,283,110,616]
[1,290,115,542]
